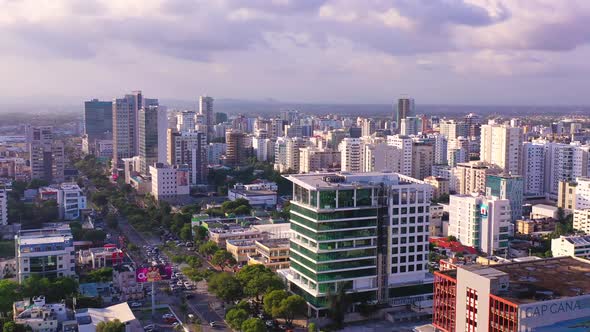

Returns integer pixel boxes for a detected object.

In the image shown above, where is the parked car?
[129,302,142,308]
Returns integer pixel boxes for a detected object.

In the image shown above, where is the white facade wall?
[386,135,413,176]
[522,142,545,196]
[339,138,363,172]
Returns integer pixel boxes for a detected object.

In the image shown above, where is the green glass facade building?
[285,172,434,317]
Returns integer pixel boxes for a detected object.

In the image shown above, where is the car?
[209,321,217,327]
[162,314,174,319]
[143,324,155,331]
[279,324,288,330]
[129,302,142,308]
[183,281,192,287]
[171,322,180,327]
[164,317,177,324]
[265,320,275,327]
[177,281,183,286]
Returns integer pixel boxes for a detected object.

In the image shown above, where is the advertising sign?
[480,204,488,217]
[519,295,590,331]
[136,265,172,283]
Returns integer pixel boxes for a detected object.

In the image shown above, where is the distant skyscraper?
[199,96,214,142]
[84,99,113,146]
[167,129,208,185]
[394,98,414,131]
[28,126,64,183]
[138,105,160,175]
[177,111,196,132]
[112,91,158,171]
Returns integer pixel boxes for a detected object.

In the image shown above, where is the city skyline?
[2,1,590,105]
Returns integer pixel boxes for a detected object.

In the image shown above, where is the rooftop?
[465,256,590,304]
[19,235,72,246]
[256,238,290,249]
[285,171,426,190]
[559,235,590,246]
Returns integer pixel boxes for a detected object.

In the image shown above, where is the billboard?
[519,295,590,331]
[136,265,173,283]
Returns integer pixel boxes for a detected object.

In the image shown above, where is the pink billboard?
[136,265,173,283]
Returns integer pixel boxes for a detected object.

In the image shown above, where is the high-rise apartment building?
[167,129,208,185]
[363,143,402,173]
[285,172,433,317]
[412,143,434,180]
[439,120,469,141]
[138,105,159,175]
[28,126,64,183]
[395,98,414,131]
[224,130,250,167]
[387,135,413,176]
[431,134,448,165]
[448,194,511,254]
[199,96,214,142]
[480,124,523,175]
[486,174,524,223]
[83,99,113,153]
[339,138,363,172]
[298,147,339,173]
[0,189,7,226]
[522,142,545,197]
[286,137,308,172]
[177,111,196,132]
[456,161,502,195]
[112,91,158,171]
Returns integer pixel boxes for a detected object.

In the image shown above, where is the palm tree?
[326,286,351,329]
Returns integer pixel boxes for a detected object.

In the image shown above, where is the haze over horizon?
[2,1,590,105]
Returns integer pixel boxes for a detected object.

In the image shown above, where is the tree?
[233,205,251,216]
[225,308,249,331]
[207,272,243,303]
[2,322,27,332]
[235,300,252,314]
[242,272,284,303]
[308,322,317,332]
[105,213,118,229]
[446,235,458,242]
[327,287,351,329]
[241,318,266,332]
[179,223,193,241]
[277,295,306,326]
[211,250,236,270]
[263,290,288,316]
[96,319,125,332]
[557,207,565,222]
[85,267,113,282]
[193,226,208,243]
[198,241,219,256]
[0,280,19,314]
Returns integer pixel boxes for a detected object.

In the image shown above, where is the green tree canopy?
[263,289,288,317]
[278,295,307,325]
[241,317,266,332]
[96,319,125,332]
[193,226,208,243]
[211,250,236,270]
[207,272,243,303]
[225,308,249,331]
[0,280,19,314]
[198,241,219,256]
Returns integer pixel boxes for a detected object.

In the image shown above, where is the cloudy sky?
[2,0,590,105]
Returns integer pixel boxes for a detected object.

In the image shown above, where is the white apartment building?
[573,209,590,234]
[363,142,402,173]
[386,135,413,176]
[299,146,339,173]
[430,134,448,165]
[0,189,6,226]
[15,226,76,282]
[339,138,363,172]
[551,235,590,259]
[208,142,226,165]
[286,137,308,173]
[149,163,190,201]
[176,111,196,132]
[448,194,512,254]
[57,183,87,220]
[253,137,273,162]
[480,124,523,175]
[575,177,590,210]
[544,142,576,196]
[274,137,288,173]
[522,142,545,196]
